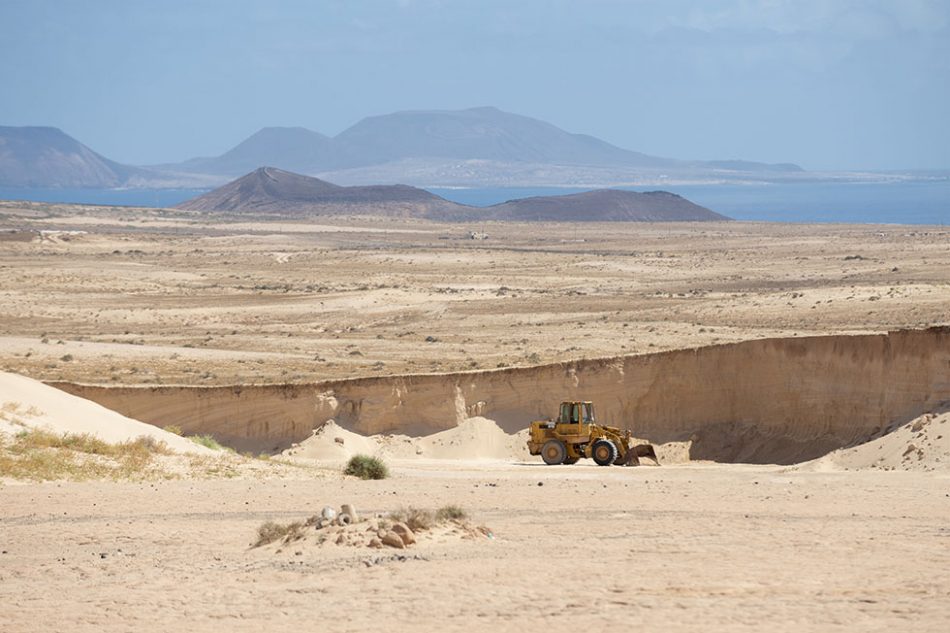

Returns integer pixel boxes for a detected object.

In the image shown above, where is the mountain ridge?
[0,107,805,189]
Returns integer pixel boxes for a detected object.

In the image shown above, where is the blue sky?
[1,0,947,170]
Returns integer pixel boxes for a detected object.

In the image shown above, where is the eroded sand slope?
[55,327,950,464]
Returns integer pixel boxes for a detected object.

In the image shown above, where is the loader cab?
[558,401,595,426]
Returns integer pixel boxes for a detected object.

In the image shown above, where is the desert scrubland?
[1,200,949,632]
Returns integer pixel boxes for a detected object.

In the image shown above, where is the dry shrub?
[389,507,435,532]
[254,521,305,547]
[436,504,468,521]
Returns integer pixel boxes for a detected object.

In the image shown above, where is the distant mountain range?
[0,126,142,188]
[1,107,806,190]
[176,166,729,222]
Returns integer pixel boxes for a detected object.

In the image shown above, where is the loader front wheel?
[541,439,567,465]
[591,439,617,466]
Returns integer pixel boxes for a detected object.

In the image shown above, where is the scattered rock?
[368,538,383,549]
[391,522,416,546]
[380,531,406,549]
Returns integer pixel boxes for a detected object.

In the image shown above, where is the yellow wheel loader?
[527,401,659,466]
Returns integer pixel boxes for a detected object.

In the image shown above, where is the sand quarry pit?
[1,205,949,632]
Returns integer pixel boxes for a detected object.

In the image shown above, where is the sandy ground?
[2,201,949,631]
[0,201,947,385]
[1,462,948,633]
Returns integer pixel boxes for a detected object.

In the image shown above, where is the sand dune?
[800,409,950,472]
[284,416,531,462]
[0,371,210,454]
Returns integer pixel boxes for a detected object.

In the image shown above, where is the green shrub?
[344,454,389,480]
[189,434,228,451]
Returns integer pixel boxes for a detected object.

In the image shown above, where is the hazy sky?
[1,0,948,170]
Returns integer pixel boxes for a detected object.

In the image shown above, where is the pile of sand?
[0,371,211,455]
[284,416,531,462]
[799,410,950,472]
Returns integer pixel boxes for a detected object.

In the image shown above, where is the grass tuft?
[0,429,170,481]
[163,425,183,436]
[344,454,389,480]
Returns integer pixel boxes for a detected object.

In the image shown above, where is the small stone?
[321,506,337,521]
[334,437,345,445]
[368,538,383,549]
[391,522,416,546]
[537,482,543,487]
[335,534,346,545]
[380,531,406,549]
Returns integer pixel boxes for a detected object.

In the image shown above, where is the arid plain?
[1,200,949,632]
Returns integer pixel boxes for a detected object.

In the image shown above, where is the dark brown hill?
[176,167,729,222]
[175,167,465,217]
[485,189,728,221]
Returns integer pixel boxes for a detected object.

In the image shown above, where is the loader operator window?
[561,402,577,424]
[559,403,594,424]
[582,403,594,423]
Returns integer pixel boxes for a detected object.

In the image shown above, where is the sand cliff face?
[52,327,950,463]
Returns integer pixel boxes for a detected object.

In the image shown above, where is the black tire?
[563,456,580,465]
[591,439,618,466]
[541,439,567,465]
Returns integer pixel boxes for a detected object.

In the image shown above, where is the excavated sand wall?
[52,327,950,463]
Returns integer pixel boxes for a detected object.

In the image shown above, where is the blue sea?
[430,181,950,225]
[1,180,947,225]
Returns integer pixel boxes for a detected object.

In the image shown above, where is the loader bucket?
[624,443,660,466]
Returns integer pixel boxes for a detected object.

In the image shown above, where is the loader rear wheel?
[591,439,617,466]
[541,440,567,465]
